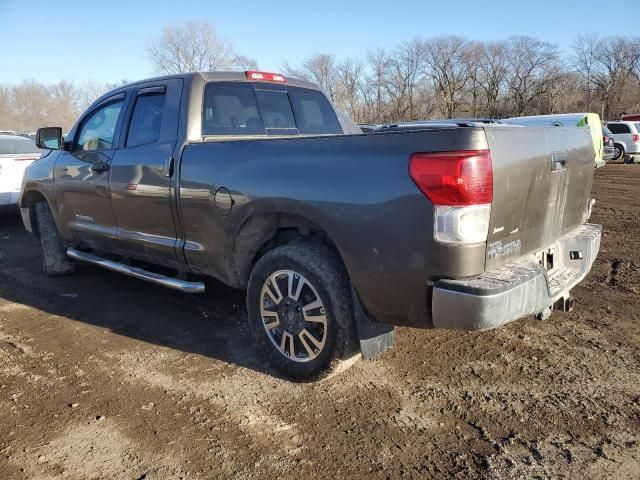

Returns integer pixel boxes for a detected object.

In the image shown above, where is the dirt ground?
[0,164,638,480]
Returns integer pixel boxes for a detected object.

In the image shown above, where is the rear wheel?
[613,144,624,161]
[34,202,75,276]
[246,241,356,380]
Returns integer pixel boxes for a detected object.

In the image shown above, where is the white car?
[605,121,640,163]
[0,135,44,210]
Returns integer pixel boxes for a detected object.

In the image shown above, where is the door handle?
[91,161,109,173]
[163,156,174,177]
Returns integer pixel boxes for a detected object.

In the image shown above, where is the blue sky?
[1,0,609,84]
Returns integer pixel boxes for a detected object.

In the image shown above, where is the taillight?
[633,134,639,143]
[245,71,287,83]
[409,150,492,205]
[409,150,493,244]
[603,136,609,143]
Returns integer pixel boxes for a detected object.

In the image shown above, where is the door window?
[126,92,166,147]
[75,99,124,151]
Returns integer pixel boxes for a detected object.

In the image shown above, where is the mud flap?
[351,287,395,359]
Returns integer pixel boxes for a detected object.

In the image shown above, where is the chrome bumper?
[431,223,602,330]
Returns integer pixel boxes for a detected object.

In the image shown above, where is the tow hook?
[554,296,574,312]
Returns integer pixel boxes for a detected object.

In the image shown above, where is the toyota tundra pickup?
[20,71,602,380]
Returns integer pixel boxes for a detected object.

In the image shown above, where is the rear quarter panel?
[178,128,488,326]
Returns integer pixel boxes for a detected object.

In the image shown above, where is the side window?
[76,99,124,151]
[127,92,166,147]
[608,123,630,134]
[287,87,342,135]
[203,82,264,135]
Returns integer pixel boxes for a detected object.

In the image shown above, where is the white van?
[605,121,640,163]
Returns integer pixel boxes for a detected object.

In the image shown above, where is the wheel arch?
[19,190,49,239]
[233,211,347,288]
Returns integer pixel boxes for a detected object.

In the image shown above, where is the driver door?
[53,92,128,251]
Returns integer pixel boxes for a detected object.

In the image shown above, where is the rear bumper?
[432,223,602,330]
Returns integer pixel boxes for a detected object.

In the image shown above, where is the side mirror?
[36,127,63,150]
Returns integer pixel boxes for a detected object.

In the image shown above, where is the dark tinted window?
[127,92,165,147]
[288,86,342,134]
[608,123,631,134]
[76,99,124,151]
[255,90,296,132]
[202,82,343,136]
[0,137,42,154]
[203,82,264,135]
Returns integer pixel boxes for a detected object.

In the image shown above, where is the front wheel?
[34,202,75,276]
[246,242,357,380]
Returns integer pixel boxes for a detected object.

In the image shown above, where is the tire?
[34,202,75,276]
[613,144,624,161]
[246,241,357,380]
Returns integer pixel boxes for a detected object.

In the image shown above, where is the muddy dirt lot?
[0,164,639,480]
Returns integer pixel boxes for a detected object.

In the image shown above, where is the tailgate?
[484,126,595,269]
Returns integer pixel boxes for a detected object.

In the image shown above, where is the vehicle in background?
[20,71,601,380]
[602,126,615,162]
[605,121,640,163]
[0,135,44,211]
[502,113,606,168]
[0,130,17,136]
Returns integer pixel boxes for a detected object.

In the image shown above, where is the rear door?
[53,93,127,250]
[483,125,595,269]
[108,79,182,265]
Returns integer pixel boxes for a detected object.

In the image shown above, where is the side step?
[66,248,205,293]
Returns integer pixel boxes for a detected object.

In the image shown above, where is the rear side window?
[608,123,631,134]
[127,92,166,147]
[203,82,264,135]
[288,86,342,134]
[202,82,343,136]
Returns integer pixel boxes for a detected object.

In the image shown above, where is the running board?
[66,248,205,293]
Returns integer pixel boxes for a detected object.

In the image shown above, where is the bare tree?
[366,48,392,121]
[334,58,367,122]
[145,20,257,74]
[591,37,640,118]
[424,36,470,118]
[505,36,561,116]
[463,42,484,117]
[479,41,510,118]
[385,39,424,120]
[283,54,339,99]
[572,33,599,111]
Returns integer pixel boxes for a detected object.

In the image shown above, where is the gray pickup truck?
[20,71,602,379]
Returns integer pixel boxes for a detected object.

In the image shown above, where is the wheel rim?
[260,270,327,363]
[614,146,622,159]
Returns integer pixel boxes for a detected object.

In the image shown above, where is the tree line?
[2,21,640,132]
[284,34,640,124]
